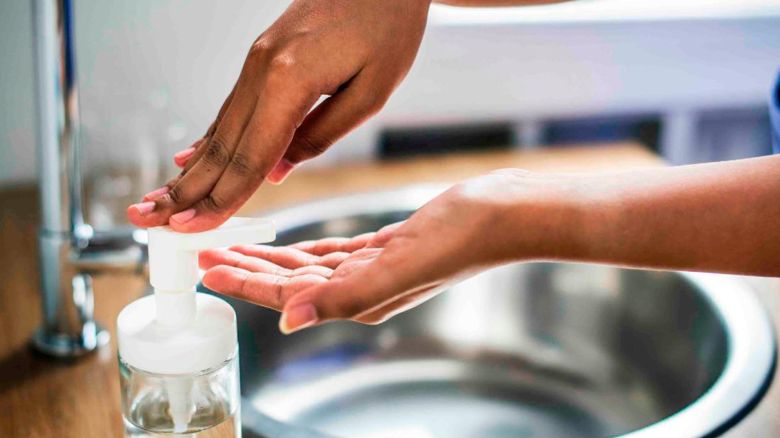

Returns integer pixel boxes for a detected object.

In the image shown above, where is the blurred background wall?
[2,0,780,191]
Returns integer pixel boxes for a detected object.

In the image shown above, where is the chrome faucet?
[31,0,147,357]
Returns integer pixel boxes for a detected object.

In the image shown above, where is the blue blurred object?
[771,69,780,153]
[542,114,660,150]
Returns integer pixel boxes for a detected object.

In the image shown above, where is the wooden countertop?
[1,144,777,437]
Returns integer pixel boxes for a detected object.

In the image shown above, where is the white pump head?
[147,217,276,327]
[117,217,275,374]
[149,216,276,293]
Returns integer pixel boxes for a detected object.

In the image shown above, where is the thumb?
[278,243,450,333]
[278,251,398,334]
[267,73,388,184]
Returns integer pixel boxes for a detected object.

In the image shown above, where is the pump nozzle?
[148,216,274,328]
[148,217,276,300]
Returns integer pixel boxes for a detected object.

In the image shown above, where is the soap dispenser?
[117,217,275,437]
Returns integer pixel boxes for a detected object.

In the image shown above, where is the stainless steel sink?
[205,185,776,438]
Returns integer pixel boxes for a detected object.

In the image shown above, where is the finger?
[200,248,333,278]
[281,272,436,334]
[199,248,291,276]
[278,248,396,332]
[169,78,319,232]
[172,138,205,169]
[129,82,240,224]
[290,238,351,255]
[281,226,395,261]
[169,85,239,176]
[178,85,238,172]
[321,247,388,281]
[128,89,257,228]
[290,233,374,256]
[370,222,404,247]
[173,145,197,169]
[208,85,237,136]
[142,137,206,202]
[173,136,208,169]
[157,138,203,199]
[229,245,321,269]
[202,265,326,310]
[318,252,350,269]
[267,72,389,184]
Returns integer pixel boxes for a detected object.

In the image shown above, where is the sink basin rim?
[620,271,776,438]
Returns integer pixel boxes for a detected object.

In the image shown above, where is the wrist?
[492,171,597,263]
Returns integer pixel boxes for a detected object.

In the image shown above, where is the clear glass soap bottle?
[117,218,276,438]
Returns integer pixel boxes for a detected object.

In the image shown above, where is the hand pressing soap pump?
[117,218,275,437]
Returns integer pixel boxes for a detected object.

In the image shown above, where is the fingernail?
[143,186,169,201]
[170,208,196,224]
[280,303,318,334]
[173,147,196,163]
[268,159,295,184]
[131,201,156,215]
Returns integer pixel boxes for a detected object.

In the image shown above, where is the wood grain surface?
[0,144,777,437]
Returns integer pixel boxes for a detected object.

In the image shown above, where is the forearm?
[522,155,780,276]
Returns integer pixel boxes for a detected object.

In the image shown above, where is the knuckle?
[359,92,389,117]
[267,52,298,76]
[248,36,319,97]
[200,193,227,213]
[264,51,317,94]
[294,133,332,159]
[246,39,277,73]
[228,151,260,177]
[248,37,274,58]
[166,186,184,204]
[202,137,231,167]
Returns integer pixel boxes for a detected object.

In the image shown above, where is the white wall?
[2,0,780,187]
[0,0,37,186]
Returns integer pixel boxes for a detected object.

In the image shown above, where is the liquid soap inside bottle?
[119,351,240,438]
